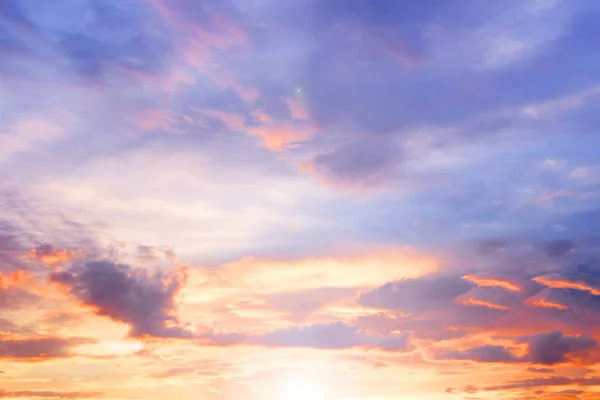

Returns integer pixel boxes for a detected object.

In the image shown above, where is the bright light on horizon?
[271,373,329,400]
[281,381,323,400]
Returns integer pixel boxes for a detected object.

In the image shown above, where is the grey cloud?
[518,331,597,365]
[202,322,411,351]
[0,287,40,310]
[311,139,401,187]
[359,275,473,312]
[527,367,555,373]
[541,239,575,258]
[0,337,95,361]
[436,331,597,365]
[0,234,26,272]
[437,345,517,363]
[483,376,600,391]
[49,261,191,338]
[257,321,410,351]
[0,0,175,80]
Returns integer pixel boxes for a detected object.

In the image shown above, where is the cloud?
[533,275,600,296]
[436,331,597,365]
[356,259,600,342]
[31,143,338,263]
[0,0,33,28]
[0,318,27,334]
[455,297,511,311]
[518,331,597,365]
[306,139,401,189]
[202,322,411,351]
[58,29,173,81]
[0,390,103,399]
[0,233,27,273]
[482,376,600,392]
[462,274,521,292]
[257,321,410,351]
[540,239,575,258]
[25,243,82,267]
[262,287,358,321]
[134,244,175,264]
[357,273,531,340]
[0,188,101,265]
[148,359,233,379]
[451,377,600,396]
[49,261,190,338]
[202,247,437,293]
[0,0,176,81]
[177,247,437,338]
[0,273,40,310]
[359,275,473,313]
[525,296,569,311]
[527,367,555,373]
[437,345,517,363]
[294,0,574,130]
[0,337,95,361]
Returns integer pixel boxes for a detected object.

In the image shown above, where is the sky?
[2,0,600,399]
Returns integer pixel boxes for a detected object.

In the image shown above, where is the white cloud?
[0,118,70,163]
[32,144,334,261]
[437,0,570,71]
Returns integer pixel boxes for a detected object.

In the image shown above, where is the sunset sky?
[2,0,600,399]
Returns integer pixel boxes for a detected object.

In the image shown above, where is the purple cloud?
[437,345,517,363]
[201,322,411,351]
[359,275,473,313]
[50,261,190,338]
[310,139,401,188]
[518,331,597,365]
[436,330,597,365]
[257,322,410,351]
[0,337,95,361]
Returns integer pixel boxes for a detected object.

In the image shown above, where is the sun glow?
[275,375,329,400]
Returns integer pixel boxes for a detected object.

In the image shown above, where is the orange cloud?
[250,121,315,151]
[24,246,82,266]
[202,104,315,152]
[198,247,437,294]
[525,297,568,311]
[0,270,36,290]
[457,297,510,311]
[178,247,437,332]
[462,275,521,292]
[533,275,600,296]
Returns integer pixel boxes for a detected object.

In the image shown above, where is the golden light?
[280,380,323,400]
[270,373,330,400]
